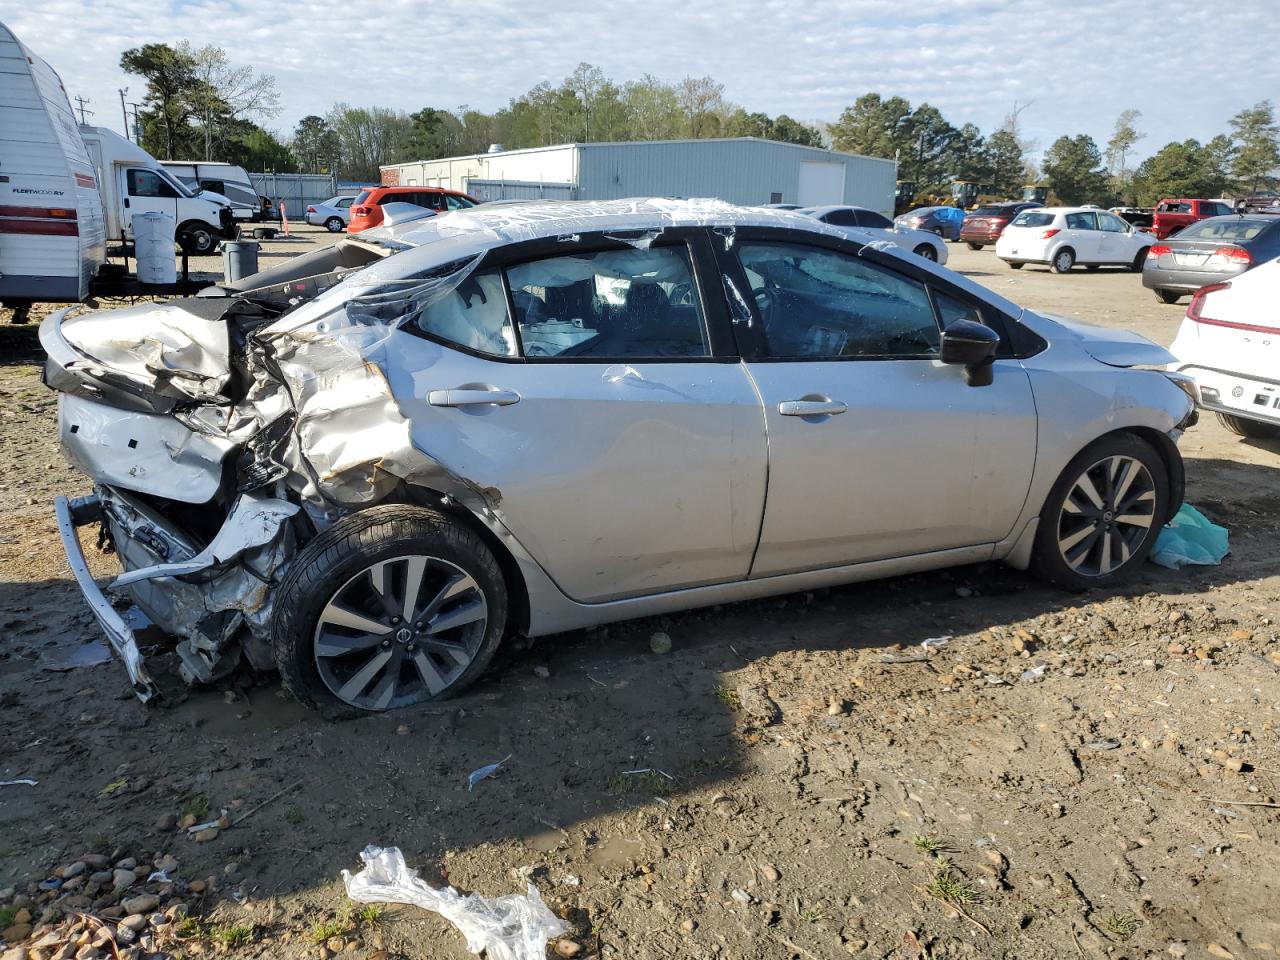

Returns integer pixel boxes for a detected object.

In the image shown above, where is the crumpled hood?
[1033,312,1176,367]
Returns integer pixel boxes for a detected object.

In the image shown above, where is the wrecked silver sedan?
[42,199,1196,712]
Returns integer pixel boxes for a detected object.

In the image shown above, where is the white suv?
[996,207,1154,273]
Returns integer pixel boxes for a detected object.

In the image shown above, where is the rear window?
[1011,211,1054,227]
[972,205,1008,216]
[1179,218,1270,242]
[354,190,371,206]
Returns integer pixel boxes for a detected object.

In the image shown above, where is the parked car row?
[797,206,949,263]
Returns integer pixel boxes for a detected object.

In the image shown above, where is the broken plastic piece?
[467,755,511,792]
[1020,664,1048,682]
[342,845,566,960]
[1,778,38,787]
[1150,504,1229,569]
[919,635,952,650]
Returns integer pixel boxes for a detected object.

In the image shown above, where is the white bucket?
[132,211,177,285]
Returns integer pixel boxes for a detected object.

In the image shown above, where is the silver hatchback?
[42,199,1195,712]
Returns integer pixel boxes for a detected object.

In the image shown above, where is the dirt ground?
[1,228,1278,960]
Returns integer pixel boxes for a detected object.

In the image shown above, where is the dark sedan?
[1142,214,1280,303]
[894,205,964,240]
[960,201,1044,249]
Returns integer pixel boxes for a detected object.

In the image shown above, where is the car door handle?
[427,388,521,407]
[778,398,848,417]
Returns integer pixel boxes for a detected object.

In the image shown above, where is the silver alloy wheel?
[326,217,344,232]
[183,226,215,254]
[1053,249,1074,272]
[312,554,488,711]
[1055,455,1157,577]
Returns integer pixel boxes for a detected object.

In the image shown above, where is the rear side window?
[735,241,939,359]
[507,245,710,359]
[1011,211,1054,227]
[822,209,859,227]
[445,195,476,210]
[1065,212,1097,230]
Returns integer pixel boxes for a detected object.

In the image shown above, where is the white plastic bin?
[132,211,177,286]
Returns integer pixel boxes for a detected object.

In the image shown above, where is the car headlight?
[1162,370,1198,405]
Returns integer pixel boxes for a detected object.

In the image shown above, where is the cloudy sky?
[8,0,1278,162]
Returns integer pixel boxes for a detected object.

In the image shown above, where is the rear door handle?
[778,398,847,417]
[428,388,521,407]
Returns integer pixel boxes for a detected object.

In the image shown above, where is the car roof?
[374,185,467,195]
[799,205,872,216]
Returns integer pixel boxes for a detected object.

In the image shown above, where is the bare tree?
[676,76,725,138]
[189,43,280,160]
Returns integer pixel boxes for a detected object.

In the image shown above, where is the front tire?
[1156,289,1182,304]
[325,216,345,233]
[272,505,507,713]
[1007,261,1024,270]
[1218,412,1280,439]
[176,222,217,255]
[1050,248,1075,273]
[1031,433,1169,589]
[967,241,983,250]
[914,243,938,262]
[1131,248,1149,272]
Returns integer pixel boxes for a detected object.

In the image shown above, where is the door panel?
[746,359,1036,575]
[1062,212,1101,262]
[394,348,767,602]
[120,167,178,236]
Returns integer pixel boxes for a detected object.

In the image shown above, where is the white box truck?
[162,161,260,222]
[80,126,236,256]
[0,20,106,316]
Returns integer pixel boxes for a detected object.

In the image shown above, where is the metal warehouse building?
[380,137,896,213]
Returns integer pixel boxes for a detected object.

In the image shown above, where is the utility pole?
[119,88,130,140]
[127,103,142,144]
[73,96,92,125]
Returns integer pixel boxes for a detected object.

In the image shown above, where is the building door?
[797,161,845,206]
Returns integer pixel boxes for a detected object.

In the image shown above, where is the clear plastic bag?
[1150,504,1229,569]
[341,845,567,960]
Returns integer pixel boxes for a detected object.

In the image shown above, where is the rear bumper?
[54,494,157,701]
[1142,264,1240,293]
[960,227,1002,243]
[1176,364,1280,425]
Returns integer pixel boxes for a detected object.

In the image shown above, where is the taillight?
[1214,245,1252,265]
[354,206,369,216]
[1148,244,1172,256]
[306,205,316,213]
[1186,282,1232,322]
[1039,228,1060,239]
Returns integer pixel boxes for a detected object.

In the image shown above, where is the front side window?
[126,169,177,198]
[736,241,940,359]
[857,210,894,229]
[407,267,518,357]
[336,198,353,209]
[507,246,709,359]
[1065,212,1097,230]
[1097,213,1129,232]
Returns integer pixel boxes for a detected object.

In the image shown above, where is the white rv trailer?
[162,161,259,220]
[0,20,105,312]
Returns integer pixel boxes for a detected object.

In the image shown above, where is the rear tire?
[914,243,938,262]
[1030,433,1169,590]
[1156,289,1182,304]
[1217,412,1280,440]
[325,216,345,233]
[272,505,507,714]
[967,242,983,250]
[1007,261,1024,270]
[1050,248,1075,273]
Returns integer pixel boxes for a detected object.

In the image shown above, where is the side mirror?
[940,319,1000,387]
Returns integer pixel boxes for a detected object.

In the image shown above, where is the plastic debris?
[342,845,566,960]
[467,755,511,792]
[1150,504,1229,569]
[1020,664,1049,683]
[919,635,952,650]
[1080,740,1121,751]
[1,778,38,787]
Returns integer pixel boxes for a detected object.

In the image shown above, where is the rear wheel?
[1156,289,1182,304]
[1217,412,1280,440]
[1050,248,1075,273]
[176,221,217,256]
[966,242,983,250]
[325,216,345,232]
[914,243,938,262]
[273,505,507,713]
[1031,433,1168,589]
[1007,261,1024,270]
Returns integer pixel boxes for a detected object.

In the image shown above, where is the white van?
[162,161,259,221]
[0,21,106,313]
[80,126,235,255]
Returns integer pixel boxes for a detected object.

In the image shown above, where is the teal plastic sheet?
[1150,505,1229,569]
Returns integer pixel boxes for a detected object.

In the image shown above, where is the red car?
[1150,198,1234,239]
[347,186,479,233]
[959,201,1043,249]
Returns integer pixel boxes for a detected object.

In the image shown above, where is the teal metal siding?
[574,139,896,214]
